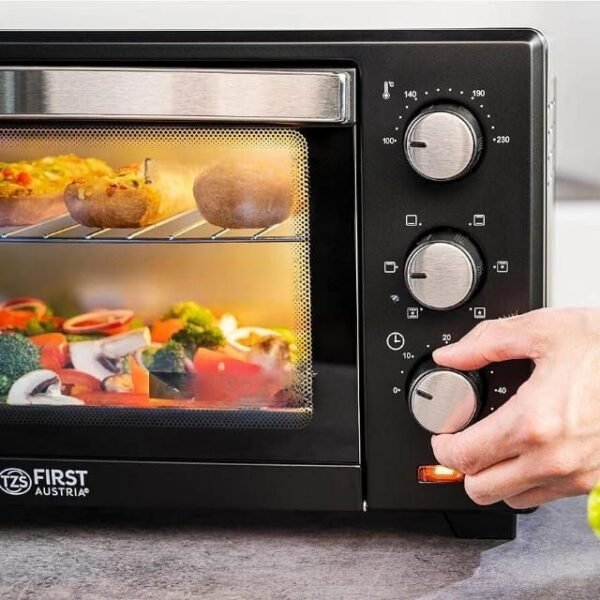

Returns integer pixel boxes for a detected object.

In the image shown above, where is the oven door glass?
[0,126,359,465]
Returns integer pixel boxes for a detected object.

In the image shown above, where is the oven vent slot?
[0,210,306,244]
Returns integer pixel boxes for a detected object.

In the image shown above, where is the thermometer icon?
[382,81,391,100]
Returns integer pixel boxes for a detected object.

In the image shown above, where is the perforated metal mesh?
[0,126,313,429]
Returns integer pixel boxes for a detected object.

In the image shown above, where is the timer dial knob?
[408,363,482,434]
[404,104,483,181]
[405,230,483,310]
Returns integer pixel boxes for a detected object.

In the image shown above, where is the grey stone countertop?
[0,496,598,600]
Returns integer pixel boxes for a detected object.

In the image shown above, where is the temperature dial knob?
[405,230,483,310]
[408,362,482,434]
[404,104,483,181]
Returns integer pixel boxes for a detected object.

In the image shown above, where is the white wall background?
[1,0,600,187]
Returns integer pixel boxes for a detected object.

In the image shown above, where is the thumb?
[432,312,548,370]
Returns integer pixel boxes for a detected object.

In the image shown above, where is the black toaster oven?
[0,30,549,539]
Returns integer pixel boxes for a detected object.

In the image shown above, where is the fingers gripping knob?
[408,361,482,434]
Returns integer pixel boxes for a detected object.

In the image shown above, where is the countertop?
[0,496,598,600]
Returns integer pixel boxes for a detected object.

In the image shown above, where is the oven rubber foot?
[443,511,517,540]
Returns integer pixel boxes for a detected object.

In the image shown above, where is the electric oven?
[0,30,550,539]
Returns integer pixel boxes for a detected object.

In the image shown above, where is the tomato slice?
[56,369,101,399]
[192,348,281,407]
[63,309,134,334]
[193,348,263,376]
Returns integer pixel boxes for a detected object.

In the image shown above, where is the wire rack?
[0,210,306,244]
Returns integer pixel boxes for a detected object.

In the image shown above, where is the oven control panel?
[361,33,547,511]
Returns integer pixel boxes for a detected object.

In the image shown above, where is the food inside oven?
[0,127,312,428]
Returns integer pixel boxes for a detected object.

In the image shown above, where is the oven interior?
[0,126,315,429]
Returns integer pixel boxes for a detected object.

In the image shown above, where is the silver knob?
[405,231,483,311]
[404,104,483,181]
[408,365,481,434]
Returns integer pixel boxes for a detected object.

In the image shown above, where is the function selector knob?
[404,104,483,181]
[408,362,482,434]
[405,230,483,311]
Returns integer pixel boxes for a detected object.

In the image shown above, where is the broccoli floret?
[163,301,214,328]
[0,332,40,389]
[0,374,11,395]
[149,340,187,373]
[171,323,224,358]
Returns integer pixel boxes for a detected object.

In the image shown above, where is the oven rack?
[0,210,306,244]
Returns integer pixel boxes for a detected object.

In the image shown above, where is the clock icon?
[386,332,405,351]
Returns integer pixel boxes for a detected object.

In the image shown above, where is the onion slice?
[63,309,134,334]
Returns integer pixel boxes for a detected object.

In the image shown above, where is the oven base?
[443,511,517,540]
[0,458,517,538]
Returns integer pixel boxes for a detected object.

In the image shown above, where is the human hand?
[431,308,600,509]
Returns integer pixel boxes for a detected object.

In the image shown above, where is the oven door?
[0,68,359,500]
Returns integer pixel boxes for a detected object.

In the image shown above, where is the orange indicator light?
[417,465,465,484]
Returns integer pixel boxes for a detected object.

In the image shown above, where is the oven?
[0,30,548,539]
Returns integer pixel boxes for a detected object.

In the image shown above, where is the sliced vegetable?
[193,348,281,407]
[102,374,134,393]
[31,333,69,371]
[151,318,185,343]
[149,373,191,400]
[30,333,67,347]
[128,355,150,396]
[63,309,134,334]
[7,369,82,406]
[70,328,151,380]
[0,309,37,330]
[102,328,150,358]
[55,369,101,399]
[0,297,47,317]
[194,348,262,376]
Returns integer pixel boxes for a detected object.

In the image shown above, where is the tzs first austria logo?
[0,467,89,498]
[0,468,32,495]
